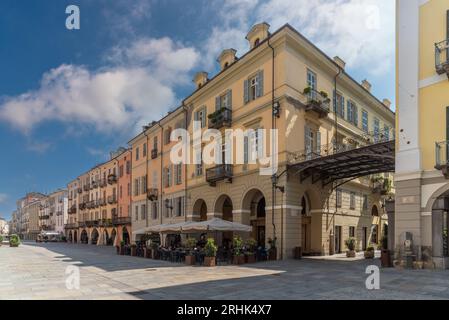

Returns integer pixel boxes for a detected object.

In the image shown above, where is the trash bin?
[294,247,302,259]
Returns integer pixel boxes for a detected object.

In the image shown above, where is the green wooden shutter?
[226,90,232,109]
[244,135,249,164]
[215,96,221,111]
[256,70,264,98]
[244,79,249,104]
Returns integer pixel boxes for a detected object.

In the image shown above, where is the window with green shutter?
[244,70,264,103]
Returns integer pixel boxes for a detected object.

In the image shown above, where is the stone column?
[385,200,395,251]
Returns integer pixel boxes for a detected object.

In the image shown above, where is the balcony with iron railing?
[112,216,132,225]
[435,39,449,78]
[206,164,233,186]
[85,220,99,228]
[100,179,107,188]
[107,195,117,204]
[83,184,90,192]
[208,107,232,129]
[151,148,158,159]
[108,174,117,185]
[147,188,158,201]
[68,205,77,214]
[99,198,106,206]
[303,87,330,118]
[65,223,78,229]
[39,215,50,220]
[91,181,99,189]
[77,187,83,194]
[99,219,113,227]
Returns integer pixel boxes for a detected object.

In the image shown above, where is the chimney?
[193,71,208,89]
[361,79,372,92]
[383,99,392,109]
[217,49,237,70]
[333,56,346,70]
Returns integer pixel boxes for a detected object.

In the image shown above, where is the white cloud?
[27,141,52,154]
[0,37,199,134]
[202,0,394,76]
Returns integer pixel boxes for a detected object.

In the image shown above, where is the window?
[164,127,172,145]
[363,195,368,210]
[141,204,146,220]
[119,165,124,178]
[175,164,182,185]
[164,166,172,188]
[135,147,140,161]
[135,206,139,221]
[141,176,147,194]
[371,225,378,244]
[254,38,260,47]
[307,69,317,99]
[126,161,131,174]
[336,189,342,208]
[373,118,380,142]
[215,90,232,111]
[347,100,358,126]
[152,202,158,220]
[119,186,123,199]
[175,197,183,217]
[134,179,139,196]
[143,143,147,157]
[349,226,355,238]
[127,183,130,196]
[153,136,158,151]
[195,148,203,176]
[350,192,356,210]
[362,110,369,132]
[194,107,207,128]
[244,70,264,103]
[383,125,390,141]
[333,91,345,119]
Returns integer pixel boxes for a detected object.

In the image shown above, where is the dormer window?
[254,38,260,47]
[224,62,229,69]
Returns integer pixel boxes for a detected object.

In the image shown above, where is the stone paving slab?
[1,242,449,300]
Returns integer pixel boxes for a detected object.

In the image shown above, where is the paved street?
[1,242,449,300]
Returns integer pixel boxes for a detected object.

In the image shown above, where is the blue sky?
[0,0,395,220]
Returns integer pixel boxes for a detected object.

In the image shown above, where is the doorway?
[362,227,368,251]
[335,226,342,254]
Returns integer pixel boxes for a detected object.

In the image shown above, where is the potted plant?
[268,237,277,260]
[380,235,391,267]
[9,234,20,248]
[364,246,375,259]
[184,238,197,265]
[232,236,245,265]
[345,237,356,258]
[203,238,217,267]
[244,238,257,264]
[130,244,137,256]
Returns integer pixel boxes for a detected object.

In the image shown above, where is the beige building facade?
[130,23,395,258]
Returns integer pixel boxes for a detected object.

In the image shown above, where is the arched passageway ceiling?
[289,140,395,187]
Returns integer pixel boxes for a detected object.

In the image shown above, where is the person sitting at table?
[197,234,207,248]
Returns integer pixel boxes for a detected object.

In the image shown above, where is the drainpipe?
[267,36,277,255]
[182,105,189,223]
[144,130,149,228]
[333,66,342,254]
[157,122,164,226]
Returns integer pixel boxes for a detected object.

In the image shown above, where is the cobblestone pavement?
[1,242,449,300]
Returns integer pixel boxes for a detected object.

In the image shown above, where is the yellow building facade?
[396,0,449,268]
[130,23,395,258]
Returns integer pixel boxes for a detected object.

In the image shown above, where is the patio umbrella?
[158,221,196,233]
[181,218,252,233]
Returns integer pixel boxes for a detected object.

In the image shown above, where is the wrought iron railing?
[304,88,330,116]
[208,108,232,129]
[147,188,158,201]
[108,174,117,184]
[112,217,131,225]
[288,130,394,165]
[206,164,233,184]
[151,149,158,159]
[435,39,449,75]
